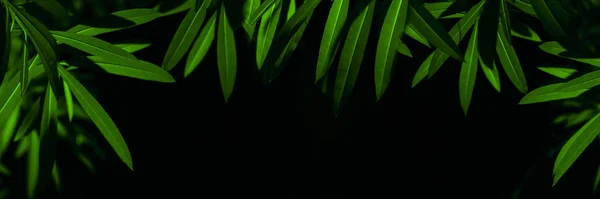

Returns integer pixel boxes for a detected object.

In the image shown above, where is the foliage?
[1,0,600,198]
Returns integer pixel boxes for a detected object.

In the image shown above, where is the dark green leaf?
[217,3,237,102]
[519,83,587,105]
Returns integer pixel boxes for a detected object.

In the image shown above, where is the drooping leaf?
[287,0,296,19]
[538,66,577,79]
[530,0,570,42]
[404,25,431,48]
[242,0,260,39]
[274,0,321,41]
[0,104,19,156]
[72,56,176,83]
[5,0,61,97]
[479,59,501,93]
[58,66,133,170]
[14,97,41,141]
[26,130,39,199]
[423,2,457,19]
[217,3,237,102]
[38,83,58,194]
[51,31,137,60]
[407,1,463,61]
[67,9,162,36]
[162,0,211,71]
[499,0,512,45]
[507,0,537,17]
[374,0,408,101]
[114,42,152,54]
[428,0,485,78]
[554,112,600,185]
[154,0,194,17]
[412,53,433,88]
[397,41,412,58]
[511,19,541,42]
[52,161,60,192]
[315,0,349,83]
[185,11,217,78]
[496,18,528,93]
[256,1,282,70]
[459,20,479,115]
[333,0,375,115]
[556,69,600,92]
[245,0,280,26]
[477,0,499,75]
[21,37,28,95]
[15,133,31,158]
[63,80,73,122]
[539,41,600,67]
[519,83,587,105]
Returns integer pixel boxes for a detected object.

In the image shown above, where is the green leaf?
[58,66,133,171]
[245,0,280,26]
[333,0,375,115]
[412,53,433,88]
[507,0,537,17]
[74,56,176,83]
[15,133,31,158]
[479,59,501,93]
[459,20,479,115]
[556,69,600,92]
[496,18,528,93]
[315,0,349,83]
[511,20,541,42]
[407,2,463,62]
[242,0,260,39]
[52,161,60,192]
[26,130,39,199]
[63,80,73,122]
[374,0,408,101]
[397,41,412,58]
[51,30,137,60]
[499,0,512,45]
[539,42,600,67]
[5,0,61,97]
[519,83,587,105]
[67,9,162,36]
[404,25,431,48]
[429,0,485,78]
[477,0,499,74]
[0,104,19,156]
[530,0,569,41]
[114,42,152,54]
[256,1,282,70]
[21,38,28,95]
[275,0,321,41]
[538,66,577,79]
[162,1,211,71]
[423,2,456,19]
[554,112,600,185]
[185,11,217,78]
[14,97,41,141]
[217,3,237,102]
[154,0,194,17]
[38,83,58,194]
[287,0,296,19]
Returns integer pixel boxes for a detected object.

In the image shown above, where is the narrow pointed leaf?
[496,19,528,93]
[38,83,58,193]
[507,0,537,17]
[556,70,600,92]
[256,2,282,69]
[429,0,485,78]
[479,59,501,93]
[375,0,408,101]
[459,21,479,115]
[5,0,61,97]
[405,25,431,47]
[217,4,237,102]
[407,2,463,61]
[423,2,455,18]
[26,130,39,199]
[21,40,28,95]
[246,0,280,26]
[477,0,499,74]
[162,1,211,71]
[242,0,260,39]
[14,97,41,141]
[530,0,569,41]
[58,66,133,170]
[538,66,577,79]
[397,41,412,58]
[185,11,217,78]
[114,43,152,53]
[539,42,600,67]
[315,0,349,83]
[554,112,600,185]
[333,0,374,115]
[67,9,162,36]
[519,83,587,105]
[74,56,176,83]
[287,0,296,19]
[412,53,433,88]
[0,105,19,156]
[52,161,60,192]
[63,80,73,122]
[511,22,541,42]
[275,0,321,41]
[51,31,136,60]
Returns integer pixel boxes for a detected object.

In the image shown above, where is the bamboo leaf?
[287,0,296,19]
[333,0,374,115]
[507,0,537,17]
[0,104,19,156]
[407,2,463,62]
[26,130,39,199]
[538,66,577,79]
[519,83,587,105]
[14,97,41,141]
[51,31,137,60]
[242,0,260,39]
[496,18,528,93]
[479,59,501,93]
[530,0,569,41]
[114,42,152,54]
[477,0,499,76]
[429,0,485,78]
[412,53,433,88]
[217,3,237,102]
[73,56,176,83]
[256,1,282,70]
[554,112,600,186]
[63,80,73,122]
[246,0,280,26]
[539,42,600,67]
[315,0,349,83]
[185,11,217,78]
[374,0,408,101]
[67,9,162,36]
[5,0,61,97]
[556,70,600,92]
[58,66,133,170]
[162,0,211,71]
[52,161,60,192]
[459,20,479,115]
[397,41,412,58]
[38,83,58,194]
[404,25,430,48]
[275,0,321,41]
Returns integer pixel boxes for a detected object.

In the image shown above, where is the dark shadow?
[76,14,137,29]
[154,0,188,13]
